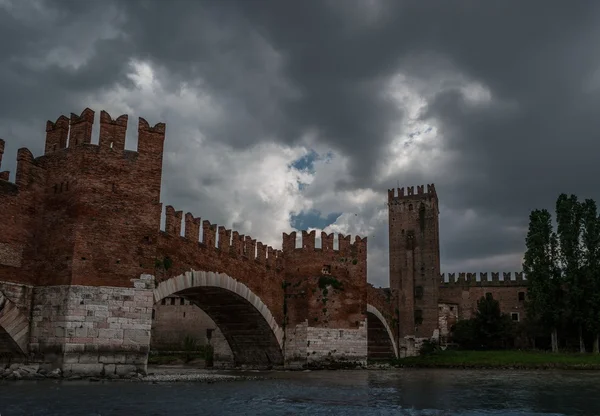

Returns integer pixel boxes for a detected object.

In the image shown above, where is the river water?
[1,368,599,415]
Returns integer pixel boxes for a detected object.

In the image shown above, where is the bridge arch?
[367,303,398,359]
[0,292,29,356]
[153,270,284,367]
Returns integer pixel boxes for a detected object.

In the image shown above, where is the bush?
[420,339,438,355]
[451,319,479,349]
[183,335,198,363]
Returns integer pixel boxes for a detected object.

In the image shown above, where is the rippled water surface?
[1,369,599,415]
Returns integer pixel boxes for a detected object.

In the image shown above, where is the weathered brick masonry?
[0,107,398,374]
[282,231,369,368]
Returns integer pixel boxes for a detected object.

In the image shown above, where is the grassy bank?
[148,353,206,365]
[392,350,600,370]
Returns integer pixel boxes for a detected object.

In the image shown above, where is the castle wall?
[151,296,232,363]
[439,272,528,329]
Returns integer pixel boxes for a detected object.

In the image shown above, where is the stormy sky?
[2,0,600,287]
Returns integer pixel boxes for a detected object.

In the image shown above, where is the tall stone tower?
[388,184,440,351]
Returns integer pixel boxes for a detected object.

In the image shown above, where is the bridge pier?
[24,275,155,376]
[284,321,368,369]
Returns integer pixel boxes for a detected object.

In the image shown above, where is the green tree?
[473,293,515,349]
[523,209,564,352]
[556,194,586,352]
[581,199,600,353]
[451,319,478,349]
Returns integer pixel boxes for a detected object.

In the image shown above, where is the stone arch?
[0,292,29,355]
[153,270,284,367]
[367,303,398,359]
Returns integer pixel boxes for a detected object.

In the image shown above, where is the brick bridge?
[0,108,398,376]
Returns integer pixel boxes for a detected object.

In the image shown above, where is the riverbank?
[391,350,600,370]
[0,363,264,383]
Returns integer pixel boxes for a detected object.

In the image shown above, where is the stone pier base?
[29,275,155,376]
[284,320,368,369]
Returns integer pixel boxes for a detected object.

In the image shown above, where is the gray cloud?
[2,0,600,286]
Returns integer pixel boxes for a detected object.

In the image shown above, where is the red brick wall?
[155,214,285,325]
[439,272,528,322]
[0,144,46,286]
[282,231,367,330]
[388,184,440,338]
[0,109,165,288]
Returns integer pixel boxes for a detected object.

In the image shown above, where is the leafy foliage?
[523,208,564,351]
[523,194,600,353]
[451,294,515,349]
[182,335,198,363]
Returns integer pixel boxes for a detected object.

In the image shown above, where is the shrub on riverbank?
[148,344,211,365]
[393,350,600,369]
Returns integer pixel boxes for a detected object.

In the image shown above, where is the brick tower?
[388,184,440,352]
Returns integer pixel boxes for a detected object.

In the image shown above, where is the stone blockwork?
[305,322,367,367]
[29,275,154,376]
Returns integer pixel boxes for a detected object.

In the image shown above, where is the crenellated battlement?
[42,108,165,156]
[1,108,166,193]
[0,138,8,181]
[99,110,128,151]
[161,205,283,267]
[388,183,437,202]
[440,271,527,286]
[0,140,40,190]
[281,230,367,256]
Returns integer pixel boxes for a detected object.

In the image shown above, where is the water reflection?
[0,369,599,415]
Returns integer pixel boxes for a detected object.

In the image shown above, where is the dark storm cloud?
[0,0,132,161]
[3,0,600,271]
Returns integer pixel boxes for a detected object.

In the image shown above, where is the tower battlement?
[43,108,165,157]
[440,272,526,286]
[1,108,166,200]
[281,230,367,258]
[388,183,437,202]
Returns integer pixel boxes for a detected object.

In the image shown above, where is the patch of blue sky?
[290,210,342,231]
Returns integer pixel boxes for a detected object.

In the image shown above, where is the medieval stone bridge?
[0,108,398,376]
